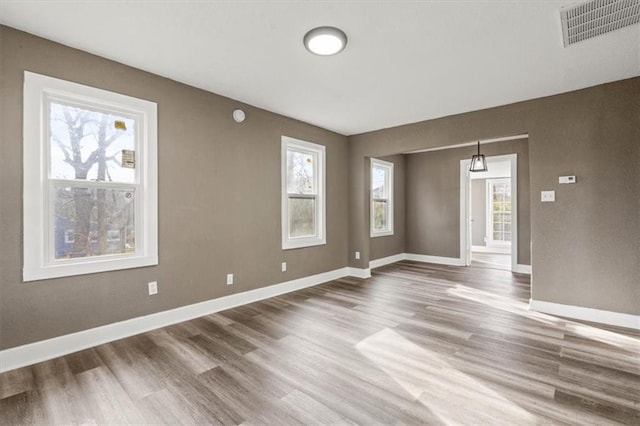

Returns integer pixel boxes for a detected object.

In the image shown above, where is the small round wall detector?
[232,109,246,123]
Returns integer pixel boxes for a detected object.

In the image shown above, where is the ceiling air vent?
[560,0,640,46]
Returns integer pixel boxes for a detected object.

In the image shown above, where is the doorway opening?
[460,154,517,272]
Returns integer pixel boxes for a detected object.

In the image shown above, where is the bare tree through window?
[50,102,136,258]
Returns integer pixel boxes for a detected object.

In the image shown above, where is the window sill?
[23,254,158,282]
[282,238,327,250]
[371,230,394,238]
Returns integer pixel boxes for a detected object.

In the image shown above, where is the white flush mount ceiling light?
[303,26,348,56]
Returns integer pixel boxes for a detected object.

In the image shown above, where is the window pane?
[493,231,502,240]
[54,186,135,259]
[372,166,387,199]
[504,232,512,242]
[373,200,388,230]
[49,102,136,183]
[288,197,315,238]
[287,149,315,194]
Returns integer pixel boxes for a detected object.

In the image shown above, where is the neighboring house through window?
[23,72,158,281]
[281,136,326,249]
[371,158,394,237]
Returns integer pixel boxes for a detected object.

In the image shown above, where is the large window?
[370,158,394,237]
[23,72,158,281]
[487,178,512,246]
[281,136,326,249]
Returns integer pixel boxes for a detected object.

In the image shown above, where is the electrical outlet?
[541,190,555,202]
[148,281,158,295]
[355,251,360,260]
[281,262,287,272]
[226,273,233,285]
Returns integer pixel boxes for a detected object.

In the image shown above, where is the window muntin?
[23,72,157,281]
[282,137,326,249]
[370,158,394,237]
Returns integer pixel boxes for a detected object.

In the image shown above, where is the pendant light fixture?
[470,141,488,172]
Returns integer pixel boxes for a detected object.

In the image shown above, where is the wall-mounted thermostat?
[559,175,576,184]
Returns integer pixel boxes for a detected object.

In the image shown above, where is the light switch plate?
[281,262,287,272]
[148,281,158,295]
[541,190,555,202]
[226,274,233,285]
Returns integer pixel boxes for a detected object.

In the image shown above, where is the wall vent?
[560,0,640,46]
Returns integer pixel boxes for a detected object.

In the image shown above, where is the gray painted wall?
[369,154,406,261]
[349,78,640,316]
[471,179,487,247]
[1,26,638,353]
[404,139,530,264]
[0,27,349,349]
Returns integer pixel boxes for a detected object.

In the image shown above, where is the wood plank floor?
[1,261,639,425]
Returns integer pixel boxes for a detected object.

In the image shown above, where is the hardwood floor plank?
[276,389,358,426]
[2,261,638,425]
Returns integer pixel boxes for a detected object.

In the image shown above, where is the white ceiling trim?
[403,134,529,155]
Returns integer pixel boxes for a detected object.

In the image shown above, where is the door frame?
[460,153,518,272]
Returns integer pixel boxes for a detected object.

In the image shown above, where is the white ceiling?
[1,1,639,135]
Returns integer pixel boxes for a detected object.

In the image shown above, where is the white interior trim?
[460,158,471,266]
[404,134,528,154]
[281,136,326,250]
[530,299,640,330]
[22,71,158,281]
[347,267,372,279]
[370,158,394,238]
[514,264,532,274]
[369,253,405,269]
[404,253,465,266]
[472,245,510,254]
[0,267,352,373]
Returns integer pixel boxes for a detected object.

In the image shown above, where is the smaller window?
[486,178,512,246]
[281,136,326,250]
[370,158,394,237]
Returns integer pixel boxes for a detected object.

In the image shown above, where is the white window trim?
[281,136,326,250]
[486,178,512,248]
[23,71,158,281]
[370,158,394,238]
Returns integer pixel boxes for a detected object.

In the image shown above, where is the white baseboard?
[369,253,405,269]
[404,253,465,266]
[514,264,532,274]
[530,299,640,330]
[346,267,371,279]
[0,267,350,373]
[471,245,508,254]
